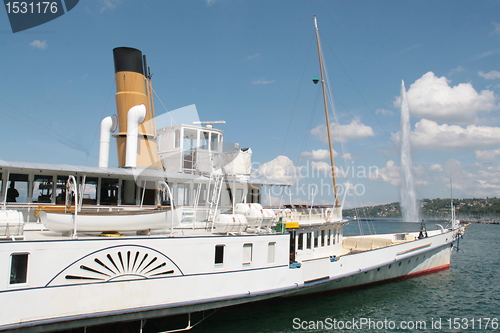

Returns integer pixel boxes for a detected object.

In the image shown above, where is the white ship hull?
[0,227,460,332]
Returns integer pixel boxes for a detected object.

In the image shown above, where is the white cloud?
[429,164,443,172]
[479,70,500,80]
[342,153,353,160]
[405,119,500,150]
[100,0,121,12]
[448,65,465,76]
[246,54,261,61]
[395,71,498,124]
[371,158,500,198]
[470,51,495,61]
[311,161,330,173]
[311,119,375,143]
[375,108,394,116]
[475,148,500,160]
[445,159,500,197]
[492,22,500,35]
[369,160,401,186]
[251,155,301,183]
[30,40,47,49]
[369,160,430,188]
[301,149,334,160]
[251,79,275,85]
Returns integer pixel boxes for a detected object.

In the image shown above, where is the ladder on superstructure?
[207,173,224,230]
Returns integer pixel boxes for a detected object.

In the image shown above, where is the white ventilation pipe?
[125,104,147,168]
[98,115,117,168]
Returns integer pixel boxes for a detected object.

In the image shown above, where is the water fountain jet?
[399,80,420,222]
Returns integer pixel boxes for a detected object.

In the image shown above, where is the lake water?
[191,222,500,333]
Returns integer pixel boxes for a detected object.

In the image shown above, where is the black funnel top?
[113,47,144,75]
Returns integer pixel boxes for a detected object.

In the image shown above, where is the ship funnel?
[112,47,161,168]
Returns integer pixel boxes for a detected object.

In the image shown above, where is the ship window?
[306,233,312,249]
[327,229,331,246]
[177,184,190,206]
[100,178,119,205]
[198,183,207,206]
[236,189,244,203]
[314,231,319,248]
[297,233,304,250]
[243,243,253,266]
[10,253,28,284]
[210,133,219,151]
[174,129,180,148]
[268,242,276,263]
[214,245,225,265]
[54,176,68,204]
[7,173,28,203]
[32,175,54,203]
[321,230,325,247]
[201,131,209,150]
[82,177,98,205]
[121,179,137,205]
[332,228,337,245]
[183,129,197,171]
[138,181,156,206]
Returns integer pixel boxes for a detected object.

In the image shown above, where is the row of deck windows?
[1,172,261,209]
[295,227,340,251]
[214,242,276,267]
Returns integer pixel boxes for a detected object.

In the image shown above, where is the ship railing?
[1,204,164,224]
[275,206,343,222]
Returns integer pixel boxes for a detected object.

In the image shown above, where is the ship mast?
[314,15,339,207]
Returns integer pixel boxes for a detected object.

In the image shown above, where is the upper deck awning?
[0,160,206,181]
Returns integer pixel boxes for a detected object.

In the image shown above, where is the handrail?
[66,175,79,238]
[158,181,175,235]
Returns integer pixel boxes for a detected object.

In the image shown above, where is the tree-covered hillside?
[344,197,500,220]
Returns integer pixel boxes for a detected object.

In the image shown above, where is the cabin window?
[32,175,54,203]
[332,228,337,245]
[201,131,209,150]
[247,187,261,204]
[243,243,253,266]
[210,133,219,151]
[297,233,304,250]
[7,173,28,203]
[268,242,276,263]
[327,229,331,246]
[100,178,118,205]
[306,233,312,249]
[82,177,98,205]
[183,129,197,171]
[174,129,180,148]
[10,253,28,284]
[198,184,207,206]
[160,182,173,206]
[314,231,319,248]
[177,184,190,206]
[54,176,69,204]
[236,189,244,204]
[214,245,225,266]
[121,179,137,205]
[321,230,325,247]
[138,181,156,206]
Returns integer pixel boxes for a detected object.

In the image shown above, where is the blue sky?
[1,0,500,208]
